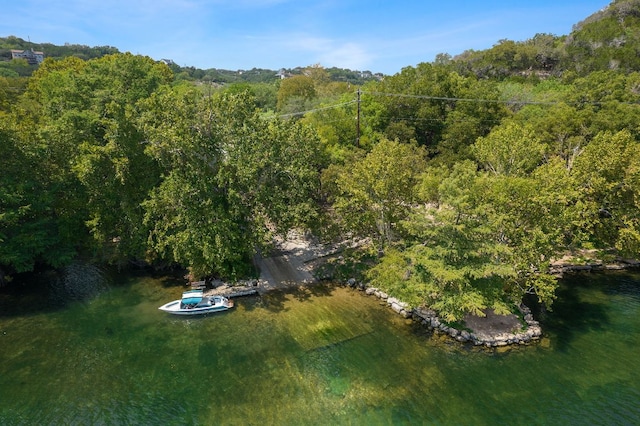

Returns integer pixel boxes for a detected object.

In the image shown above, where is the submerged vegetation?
[3,0,640,320]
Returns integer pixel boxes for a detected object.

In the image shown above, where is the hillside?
[0,35,381,84]
[444,0,640,79]
[564,0,640,73]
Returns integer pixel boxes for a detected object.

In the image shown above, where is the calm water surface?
[0,270,638,425]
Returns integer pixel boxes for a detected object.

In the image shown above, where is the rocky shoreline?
[342,280,542,347]
[343,257,640,347]
[210,234,640,348]
[550,256,640,276]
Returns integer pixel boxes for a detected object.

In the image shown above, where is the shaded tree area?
[140,89,322,278]
[1,53,322,284]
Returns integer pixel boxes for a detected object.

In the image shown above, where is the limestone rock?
[390,302,403,313]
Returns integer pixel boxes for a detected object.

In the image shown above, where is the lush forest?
[3,0,640,321]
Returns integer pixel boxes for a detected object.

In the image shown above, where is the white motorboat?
[158,289,234,315]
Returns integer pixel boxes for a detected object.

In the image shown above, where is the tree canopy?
[4,0,640,323]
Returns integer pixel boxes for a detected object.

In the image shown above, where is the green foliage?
[362,62,508,160]
[220,82,278,111]
[327,139,428,247]
[277,75,317,111]
[0,76,27,113]
[473,121,545,175]
[446,1,640,78]
[368,157,568,321]
[415,164,449,205]
[564,0,640,74]
[514,102,592,169]
[300,92,359,164]
[141,89,322,279]
[0,126,76,274]
[571,130,640,254]
[22,53,173,263]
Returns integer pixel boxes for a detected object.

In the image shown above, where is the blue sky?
[5,0,611,75]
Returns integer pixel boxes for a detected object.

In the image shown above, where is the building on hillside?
[10,48,44,65]
[276,68,293,79]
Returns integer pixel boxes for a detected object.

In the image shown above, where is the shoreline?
[204,234,640,348]
[353,281,542,347]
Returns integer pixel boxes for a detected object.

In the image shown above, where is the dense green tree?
[221,82,278,111]
[20,53,173,263]
[364,63,453,149]
[515,103,592,169]
[0,76,27,113]
[571,130,640,253]
[141,89,322,278]
[369,162,516,321]
[362,62,508,160]
[473,121,545,176]
[368,160,564,321]
[300,92,360,164]
[0,126,76,278]
[327,139,428,246]
[276,75,317,111]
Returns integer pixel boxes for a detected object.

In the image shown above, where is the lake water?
[0,269,639,425]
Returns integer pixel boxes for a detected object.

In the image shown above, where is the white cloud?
[279,35,372,70]
[318,42,372,70]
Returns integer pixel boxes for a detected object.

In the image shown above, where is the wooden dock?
[203,285,259,298]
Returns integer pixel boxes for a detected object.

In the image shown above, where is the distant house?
[160,58,176,66]
[10,48,44,65]
[276,68,293,79]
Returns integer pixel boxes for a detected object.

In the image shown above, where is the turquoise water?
[0,270,639,425]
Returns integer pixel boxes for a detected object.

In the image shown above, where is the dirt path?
[256,249,316,292]
[253,232,336,292]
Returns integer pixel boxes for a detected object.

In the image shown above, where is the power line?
[272,89,556,122]
[361,90,640,106]
[276,100,357,119]
[269,87,640,141]
[362,90,561,106]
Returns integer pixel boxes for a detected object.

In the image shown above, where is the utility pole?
[356,88,361,147]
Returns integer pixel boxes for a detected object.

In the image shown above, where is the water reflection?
[50,262,109,302]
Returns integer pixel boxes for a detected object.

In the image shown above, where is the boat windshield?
[182,290,204,305]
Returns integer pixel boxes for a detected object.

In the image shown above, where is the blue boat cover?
[182,290,204,304]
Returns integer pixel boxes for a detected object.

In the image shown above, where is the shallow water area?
[1,270,639,425]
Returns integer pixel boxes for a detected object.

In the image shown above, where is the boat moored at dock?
[158,290,234,315]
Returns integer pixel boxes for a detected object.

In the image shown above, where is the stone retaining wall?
[345,278,541,347]
[345,259,640,347]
